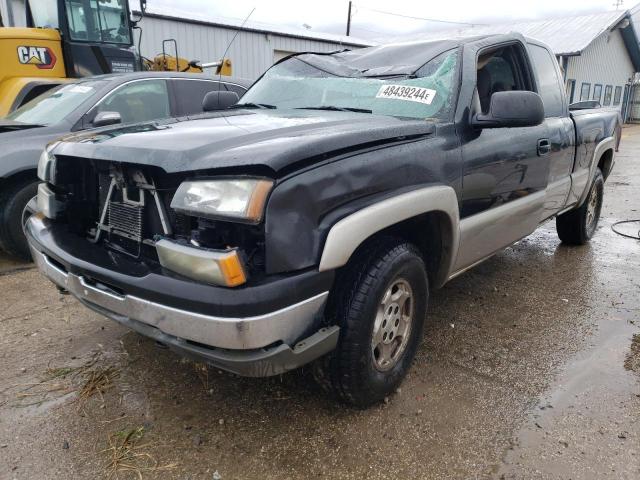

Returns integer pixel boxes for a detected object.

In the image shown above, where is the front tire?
[556,168,604,245]
[316,238,428,407]
[0,178,39,260]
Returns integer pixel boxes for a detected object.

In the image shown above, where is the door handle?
[537,139,551,156]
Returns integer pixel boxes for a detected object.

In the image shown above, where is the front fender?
[318,185,459,275]
[263,131,462,274]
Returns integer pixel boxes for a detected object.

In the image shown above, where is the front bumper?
[26,216,339,376]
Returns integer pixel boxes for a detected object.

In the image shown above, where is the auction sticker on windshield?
[376,85,436,105]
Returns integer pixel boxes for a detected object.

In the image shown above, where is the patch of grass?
[102,427,178,479]
[8,351,120,409]
[45,367,78,379]
[193,362,210,391]
[78,366,120,407]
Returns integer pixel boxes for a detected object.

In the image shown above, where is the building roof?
[398,10,640,69]
[139,7,373,49]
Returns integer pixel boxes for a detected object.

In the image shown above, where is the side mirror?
[93,111,122,128]
[203,91,239,112]
[472,91,544,129]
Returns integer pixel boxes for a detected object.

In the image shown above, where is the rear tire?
[0,178,39,260]
[556,168,604,245]
[314,237,428,407]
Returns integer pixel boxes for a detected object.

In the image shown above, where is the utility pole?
[346,1,352,36]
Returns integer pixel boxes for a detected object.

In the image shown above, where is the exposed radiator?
[108,201,144,242]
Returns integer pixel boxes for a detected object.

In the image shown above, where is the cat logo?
[17,46,57,70]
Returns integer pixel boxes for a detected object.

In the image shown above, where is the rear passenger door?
[526,42,575,219]
[171,79,247,117]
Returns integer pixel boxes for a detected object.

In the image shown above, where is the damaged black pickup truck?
[26,34,621,406]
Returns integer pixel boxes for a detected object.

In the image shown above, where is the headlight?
[37,143,58,182]
[170,178,274,222]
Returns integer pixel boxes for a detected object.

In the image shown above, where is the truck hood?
[0,125,67,178]
[52,110,436,175]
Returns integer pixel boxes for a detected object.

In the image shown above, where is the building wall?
[565,28,634,112]
[137,15,361,80]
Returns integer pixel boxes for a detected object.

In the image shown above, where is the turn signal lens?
[156,239,247,287]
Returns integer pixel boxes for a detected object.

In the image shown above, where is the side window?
[592,84,602,103]
[95,80,170,124]
[580,83,591,101]
[476,44,533,114]
[173,80,245,116]
[528,44,564,117]
[603,85,612,106]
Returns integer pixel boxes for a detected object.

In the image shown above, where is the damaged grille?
[53,156,266,275]
[91,167,174,257]
[107,201,143,242]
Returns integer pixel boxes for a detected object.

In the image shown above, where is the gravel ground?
[0,126,639,480]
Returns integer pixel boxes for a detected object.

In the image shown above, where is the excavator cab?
[0,0,139,115]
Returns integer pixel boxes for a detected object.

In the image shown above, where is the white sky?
[147,0,637,41]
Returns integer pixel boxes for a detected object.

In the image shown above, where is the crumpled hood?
[52,110,435,175]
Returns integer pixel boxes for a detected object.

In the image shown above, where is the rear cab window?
[527,43,566,117]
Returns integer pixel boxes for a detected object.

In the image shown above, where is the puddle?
[499,305,640,478]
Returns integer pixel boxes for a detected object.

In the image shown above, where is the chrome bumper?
[30,246,329,351]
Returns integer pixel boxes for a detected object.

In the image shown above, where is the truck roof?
[77,71,252,88]
[288,33,542,78]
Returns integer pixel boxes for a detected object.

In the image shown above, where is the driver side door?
[454,40,550,272]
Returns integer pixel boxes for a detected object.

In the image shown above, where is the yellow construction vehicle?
[144,38,232,76]
[0,27,66,115]
[0,1,232,116]
[0,0,142,116]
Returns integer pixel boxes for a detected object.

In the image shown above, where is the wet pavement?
[1,127,639,479]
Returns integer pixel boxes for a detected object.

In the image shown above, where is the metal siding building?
[136,11,371,80]
[565,28,634,109]
[403,10,640,120]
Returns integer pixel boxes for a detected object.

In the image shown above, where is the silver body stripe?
[318,185,460,274]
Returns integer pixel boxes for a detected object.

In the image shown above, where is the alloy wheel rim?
[586,182,601,236]
[371,278,414,372]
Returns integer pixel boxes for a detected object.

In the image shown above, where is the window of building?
[566,79,576,103]
[603,85,612,106]
[528,44,564,117]
[580,83,591,101]
[613,86,622,106]
[592,84,602,103]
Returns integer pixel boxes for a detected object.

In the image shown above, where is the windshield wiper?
[229,102,277,110]
[296,106,372,113]
[0,122,45,130]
